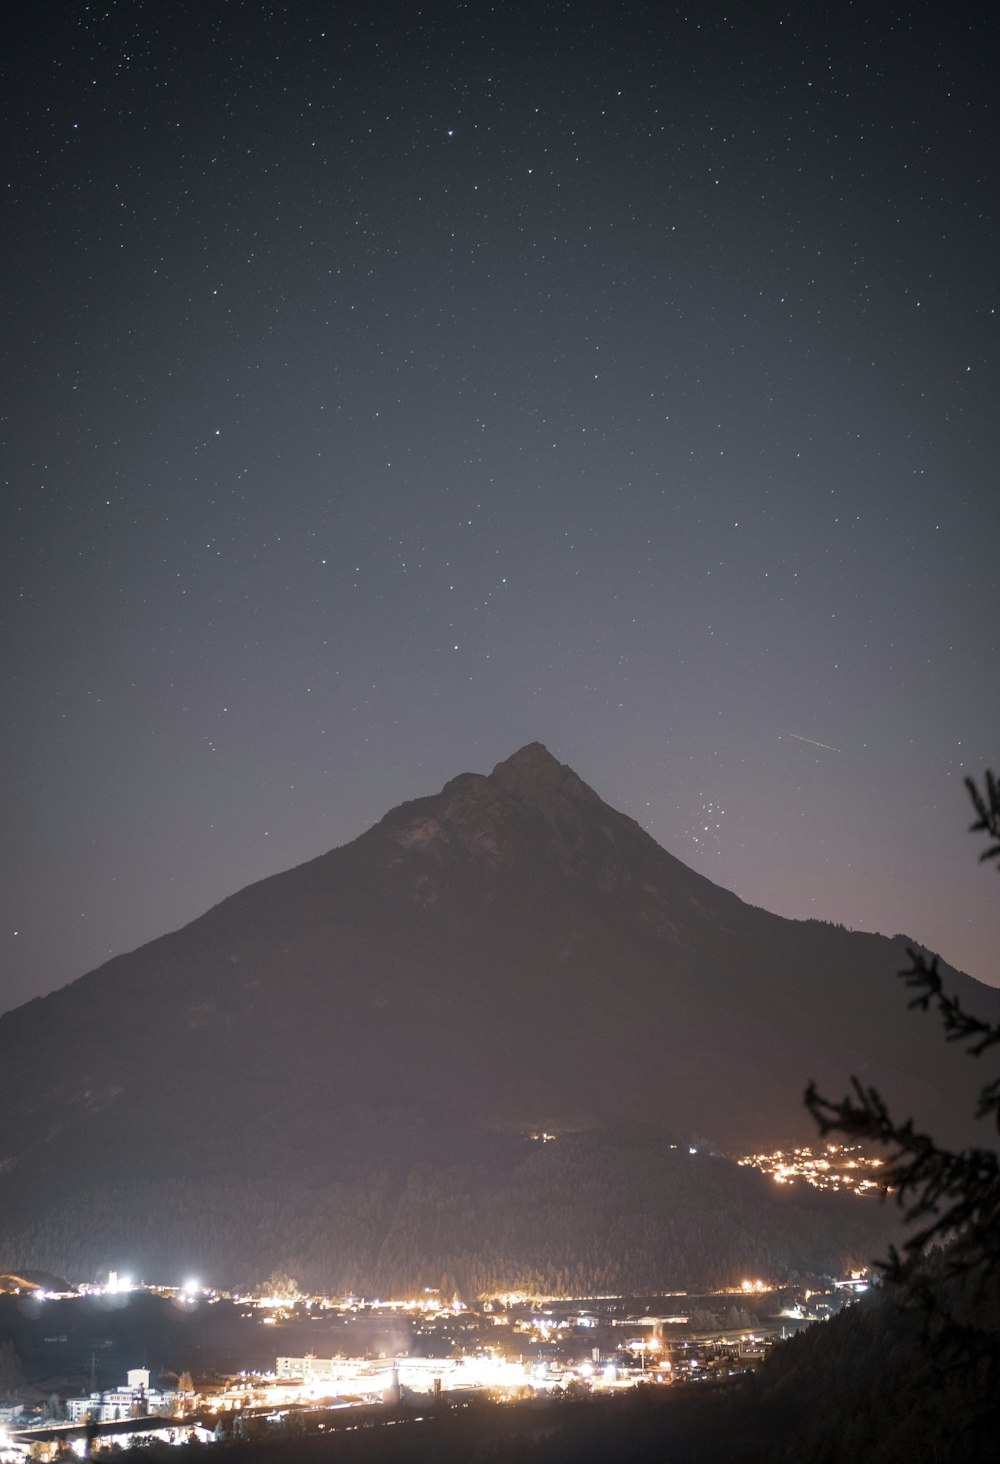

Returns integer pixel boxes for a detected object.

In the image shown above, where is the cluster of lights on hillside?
[737,1144,887,1196]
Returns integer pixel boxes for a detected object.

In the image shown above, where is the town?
[737,1143,886,1195]
[0,1269,871,1460]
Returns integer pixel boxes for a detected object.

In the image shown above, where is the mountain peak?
[489,742,599,805]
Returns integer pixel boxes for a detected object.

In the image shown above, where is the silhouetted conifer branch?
[966,769,1000,864]
[804,1080,999,1288]
[899,951,1000,1068]
[805,772,1000,1370]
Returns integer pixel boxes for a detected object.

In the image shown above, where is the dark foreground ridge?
[1,742,996,1290]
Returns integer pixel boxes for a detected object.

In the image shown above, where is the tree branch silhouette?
[805,771,1000,1364]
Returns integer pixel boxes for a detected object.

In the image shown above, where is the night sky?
[4,0,998,1018]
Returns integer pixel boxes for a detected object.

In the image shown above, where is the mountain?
[1,742,995,1293]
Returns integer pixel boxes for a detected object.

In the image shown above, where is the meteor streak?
[779,730,842,753]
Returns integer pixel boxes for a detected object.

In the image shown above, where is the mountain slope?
[1,742,994,1289]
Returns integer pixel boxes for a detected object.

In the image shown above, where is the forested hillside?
[3,1127,890,1295]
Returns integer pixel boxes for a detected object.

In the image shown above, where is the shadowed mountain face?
[1,743,995,1292]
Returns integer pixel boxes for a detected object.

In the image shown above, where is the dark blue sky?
[3,0,998,1016]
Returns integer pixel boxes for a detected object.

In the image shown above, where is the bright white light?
[184,1278,200,1294]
